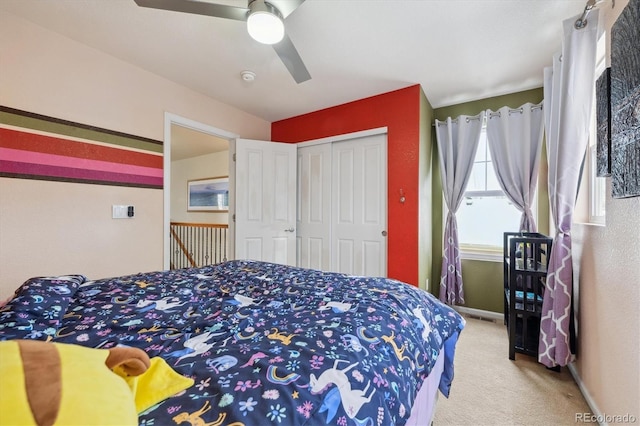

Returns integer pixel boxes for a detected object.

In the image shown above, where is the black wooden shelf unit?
[503,232,552,360]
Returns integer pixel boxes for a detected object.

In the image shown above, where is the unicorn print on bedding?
[0,260,464,426]
[309,359,376,423]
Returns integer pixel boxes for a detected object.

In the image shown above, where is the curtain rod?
[574,0,597,29]
[434,115,483,126]
[432,105,542,126]
[488,104,543,119]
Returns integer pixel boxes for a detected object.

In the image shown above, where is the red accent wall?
[272,85,421,286]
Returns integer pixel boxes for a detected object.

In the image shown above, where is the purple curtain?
[539,11,599,368]
[486,103,545,232]
[435,113,484,305]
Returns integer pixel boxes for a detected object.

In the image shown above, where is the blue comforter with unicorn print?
[0,260,464,426]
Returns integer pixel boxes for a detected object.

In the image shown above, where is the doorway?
[162,113,238,270]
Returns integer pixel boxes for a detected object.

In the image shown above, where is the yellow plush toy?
[0,340,194,426]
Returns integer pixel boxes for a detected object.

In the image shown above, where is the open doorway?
[163,113,238,270]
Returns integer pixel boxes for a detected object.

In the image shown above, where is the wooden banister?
[169,222,228,269]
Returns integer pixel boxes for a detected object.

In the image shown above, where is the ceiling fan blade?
[267,0,305,19]
[273,33,311,84]
[134,0,249,21]
[135,0,310,83]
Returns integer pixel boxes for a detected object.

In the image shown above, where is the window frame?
[576,32,607,226]
[588,144,606,225]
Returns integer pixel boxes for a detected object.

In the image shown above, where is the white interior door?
[332,133,387,276]
[235,138,297,266]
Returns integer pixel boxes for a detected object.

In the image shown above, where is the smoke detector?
[241,70,256,82]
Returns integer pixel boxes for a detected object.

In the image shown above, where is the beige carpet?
[432,316,591,426]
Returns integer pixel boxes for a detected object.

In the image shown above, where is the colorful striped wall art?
[0,106,163,189]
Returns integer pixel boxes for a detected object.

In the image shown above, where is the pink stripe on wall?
[0,147,162,178]
[0,160,163,187]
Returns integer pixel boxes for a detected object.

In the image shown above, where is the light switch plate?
[112,205,131,219]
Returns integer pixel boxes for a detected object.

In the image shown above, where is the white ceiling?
[1,0,595,126]
[171,124,229,160]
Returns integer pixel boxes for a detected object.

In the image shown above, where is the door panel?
[245,238,263,260]
[363,240,383,276]
[272,238,289,265]
[337,238,355,273]
[337,149,355,223]
[235,139,297,265]
[306,237,324,269]
[364,145,383,224]
[274,152,293,222]
[296,143,331,270]
[332,134,387,276]
[246,150,264,221]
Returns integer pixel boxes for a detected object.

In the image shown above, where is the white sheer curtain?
[486,103,545,232]
[435,113,484,305]
[539,10,599,368]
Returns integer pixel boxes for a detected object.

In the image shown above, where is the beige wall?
[0,13,269,298]
[0,179,163,296]
[573,185,640,421]
[170,151,230,224]
[572,0,639,421]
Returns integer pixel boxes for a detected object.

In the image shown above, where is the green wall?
[431,88,549,313]
[433,88,544,121]
[418,89,435,292]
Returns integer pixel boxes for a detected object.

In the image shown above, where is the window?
[453,126,526,259]
[588,144,606,224]
[576,33,607,226]
[590,34,607,224]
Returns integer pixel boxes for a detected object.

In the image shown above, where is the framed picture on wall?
[187,176,229,212]
[610,0,640,198]
[595,67,611,177]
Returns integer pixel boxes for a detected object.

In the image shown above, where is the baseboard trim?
[453,306,503,322]
[568,363,606,426]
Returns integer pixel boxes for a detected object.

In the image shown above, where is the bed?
[0,260,464,426]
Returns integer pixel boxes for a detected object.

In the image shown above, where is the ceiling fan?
[133,0,311,83]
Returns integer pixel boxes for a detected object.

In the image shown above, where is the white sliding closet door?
[297,143,332,270]
[332,134,387,276]
[297,131,387,276]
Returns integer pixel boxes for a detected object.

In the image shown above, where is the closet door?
[297,143,332,270]
[332,133,387,276]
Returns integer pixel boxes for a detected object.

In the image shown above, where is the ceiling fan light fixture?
[247,0,284,45]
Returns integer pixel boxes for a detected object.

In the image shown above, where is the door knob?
[285,227,295,232]
[381,230,387,237]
